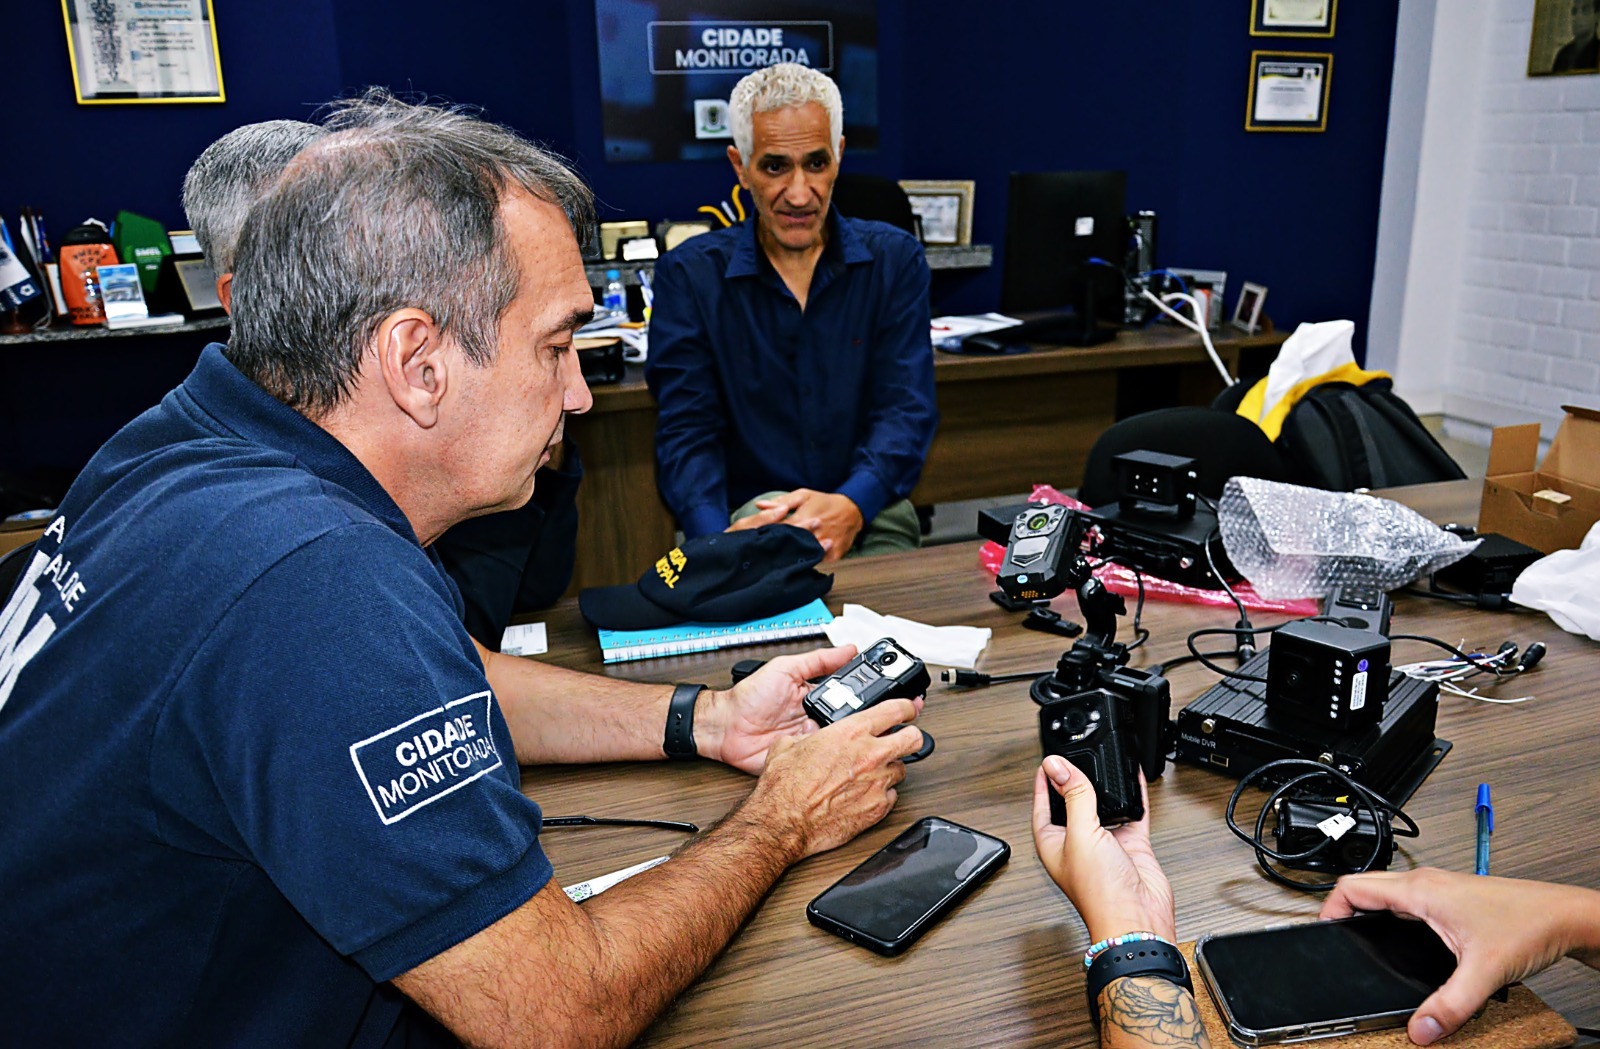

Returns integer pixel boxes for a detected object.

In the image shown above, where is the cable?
[1184,616,1353,683]
[1389,633,1536,678]
[1200,510,1256,664]
[1126,565,1149,652]
[1225,759,1419,894]
[1154,650,1237,676]
[1140,286,1234,387]
[544,815,700,833]
[940,668,1048,688]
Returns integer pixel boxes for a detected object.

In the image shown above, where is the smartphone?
[806,817,1009,956]
[1195,913,1458,1045]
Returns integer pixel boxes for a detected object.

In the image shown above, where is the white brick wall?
[1443,0,1600,438]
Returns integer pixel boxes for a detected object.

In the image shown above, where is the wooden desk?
[567,325,1287,592]
[521,500,1599,1046]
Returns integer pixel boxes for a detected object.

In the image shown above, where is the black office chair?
[830,173,917,236]
[1076,407,1292,508]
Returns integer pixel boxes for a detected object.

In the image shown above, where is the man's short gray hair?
[728,63,843,162]
[225,91,594,416]
[182,120,326,274]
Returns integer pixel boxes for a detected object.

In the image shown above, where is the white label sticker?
[1074,216,1095,236]
[1350,671,1368,710]
[1317,812,1357,840]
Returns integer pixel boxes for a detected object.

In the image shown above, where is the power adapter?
[1272,797,1395,875]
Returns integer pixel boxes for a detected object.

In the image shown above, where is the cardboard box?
[1480,405,1600,553]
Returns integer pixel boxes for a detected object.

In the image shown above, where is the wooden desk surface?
[522,491,1599,1046]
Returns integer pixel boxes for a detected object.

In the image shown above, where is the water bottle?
[602,269,626,317]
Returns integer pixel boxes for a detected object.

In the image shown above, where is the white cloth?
[1511,521,1600,641]
[1254,319,1357,425]
[823,603,991,670]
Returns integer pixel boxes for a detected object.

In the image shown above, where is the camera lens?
[878,650,897,666]
[1027,513,1049,531]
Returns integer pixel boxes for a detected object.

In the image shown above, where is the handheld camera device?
[1008,507,1173,825]
[996,502,1075,603]
[804,638,935,762]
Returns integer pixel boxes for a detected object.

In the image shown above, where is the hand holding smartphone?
[1195,913,1458,1045]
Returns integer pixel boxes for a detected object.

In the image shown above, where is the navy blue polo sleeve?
[841,233,938,517]
[646,250,735,538]
[151,524,552,982]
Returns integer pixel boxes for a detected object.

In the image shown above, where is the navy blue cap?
[578,524,832,631]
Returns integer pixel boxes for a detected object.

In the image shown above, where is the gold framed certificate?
[1245,52,1332,132]
[62,0,225,104]
[1251,0,1337,38]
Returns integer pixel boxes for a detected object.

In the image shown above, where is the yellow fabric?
[1235,362,1394,441]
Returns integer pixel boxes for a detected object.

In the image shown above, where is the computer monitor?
[1001,170,1128,345]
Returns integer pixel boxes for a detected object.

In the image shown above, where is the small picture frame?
[898,180,975,246]
[1246,51,1333,132]
[1250,0,1337,37]
[1527,0,1600,77]
[1232,282,1269,334]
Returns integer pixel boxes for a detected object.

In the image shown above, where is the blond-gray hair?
[728,63,843,162]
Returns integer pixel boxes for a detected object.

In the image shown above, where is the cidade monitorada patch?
[349,691,502,825]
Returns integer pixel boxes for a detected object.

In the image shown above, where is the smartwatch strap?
[664,684,706,760]
[1085,938,1192,1028]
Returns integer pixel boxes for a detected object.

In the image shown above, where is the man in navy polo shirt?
[647,63,939,561]
[181,110,584,647]
[0,96,923,1047]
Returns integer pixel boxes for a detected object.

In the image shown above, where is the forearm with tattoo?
[1097,976,1210,1049]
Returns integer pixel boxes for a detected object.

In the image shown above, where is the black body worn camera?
[1008,507,1173,826]
[804,638,935,762]
[1035,667,1171,825]
[996,503,1076,603]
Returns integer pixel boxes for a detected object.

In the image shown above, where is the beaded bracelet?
[1082,931,1169,971]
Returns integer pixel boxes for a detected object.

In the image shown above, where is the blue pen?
[1474,783,1493,876]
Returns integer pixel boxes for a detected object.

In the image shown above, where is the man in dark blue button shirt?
[647,63,939,561]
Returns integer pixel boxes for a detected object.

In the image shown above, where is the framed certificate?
[1250,0,1337,37]
[899,180,975,246]
[1245,52,1332,132]
[62,0,225,104]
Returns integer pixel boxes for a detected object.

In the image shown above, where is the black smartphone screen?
[807,817,1008,954]
[1198,913,1458,1032]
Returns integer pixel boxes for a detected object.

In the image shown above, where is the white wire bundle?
[1140,288,1234,387]
[1395,646,1535,704]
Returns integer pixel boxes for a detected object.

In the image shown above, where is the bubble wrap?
[1217,477,1479,600]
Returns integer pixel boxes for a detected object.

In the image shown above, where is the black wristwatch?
[663,684,706,760]
[1085,939,1193,1028]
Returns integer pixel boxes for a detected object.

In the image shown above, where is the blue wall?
[3,1,1398,406]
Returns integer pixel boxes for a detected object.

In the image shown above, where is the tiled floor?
[921,415,1489,547]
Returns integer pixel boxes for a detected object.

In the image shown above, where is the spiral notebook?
[596,598,834,664]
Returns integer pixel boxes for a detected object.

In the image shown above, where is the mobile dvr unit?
[1175,650,1449,805]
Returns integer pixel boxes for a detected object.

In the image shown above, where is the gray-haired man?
[0,96,923,1047]
[181,108,582,643]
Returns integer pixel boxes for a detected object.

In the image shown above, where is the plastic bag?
[977,485,1320,616]
[1511,520,1600,641]
[1217,477,1477,600]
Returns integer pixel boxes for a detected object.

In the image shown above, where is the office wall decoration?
[1527,0,1600,77]
[61,0,225,103]
[593,0,878,164]
[1250,0,1336,38]
[1245,52,1332,132]
[1232,283,1269,334]
[900,180,974,246]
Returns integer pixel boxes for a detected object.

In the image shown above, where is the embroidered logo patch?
[349,691,502,825]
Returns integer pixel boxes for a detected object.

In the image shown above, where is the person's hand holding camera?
[1032,755,1176,943]
[695,645,855,773]
[731,698,925,861]
[1322,868,1600,1045]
